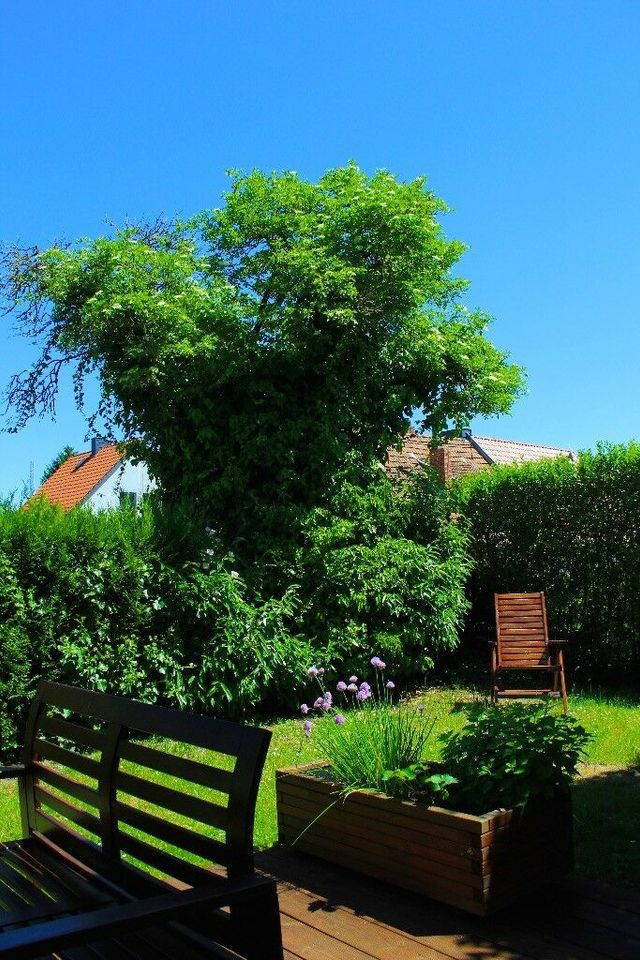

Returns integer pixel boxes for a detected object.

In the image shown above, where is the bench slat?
[1,840,105,906]
[38,715,107,752]
[35,787,102,838]
[116,772,228,831]
[115,802,228,866]
[34,682,260,757]
[33,739,101,781]
[117,832,217,887]
[119,742,234,794]
[32,764,100,809]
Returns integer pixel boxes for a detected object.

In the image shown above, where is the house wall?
[85,460,154,510]
[431,439,491,482]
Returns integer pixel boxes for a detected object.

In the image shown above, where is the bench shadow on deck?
[257,847,640,960]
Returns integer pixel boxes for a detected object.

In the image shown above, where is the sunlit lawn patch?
[1,687,638,886]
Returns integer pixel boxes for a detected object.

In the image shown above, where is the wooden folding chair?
[490,592,568,712]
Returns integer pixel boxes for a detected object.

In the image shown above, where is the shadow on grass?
[573,764,640,887]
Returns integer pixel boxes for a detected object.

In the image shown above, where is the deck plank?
[259,847,640,960]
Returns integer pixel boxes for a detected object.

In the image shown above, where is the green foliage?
[0,165,524,707]
[303,661,437,794]
[316,705,437,795]
[0,549,31,752]
[380,763,458,805]
[0,500,313,758]
[294,465,472,675]
[40,445,75,484]
[3,164,523,567]
[453,442,640,679]
[440,702,591,813]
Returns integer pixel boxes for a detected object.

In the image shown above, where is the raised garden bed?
[276,761,573,916]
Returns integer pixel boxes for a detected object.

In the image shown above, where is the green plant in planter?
[439,702,591,814]
[300,657,438,795]
[380,762,458,805]
[300,662,590,814]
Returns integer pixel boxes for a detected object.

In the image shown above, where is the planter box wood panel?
[276,762,573,916]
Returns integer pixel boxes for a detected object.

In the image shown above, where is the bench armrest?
[548,639,568,646]
[0,765,26,781]
[0,874,276,959]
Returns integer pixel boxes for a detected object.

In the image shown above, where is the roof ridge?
[474,436,571,451]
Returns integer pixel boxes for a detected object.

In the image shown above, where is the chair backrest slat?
[495,592,550,666]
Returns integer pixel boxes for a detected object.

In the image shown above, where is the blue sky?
[2,1,639,495]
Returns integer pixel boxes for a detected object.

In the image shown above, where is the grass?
[1,686,638,887]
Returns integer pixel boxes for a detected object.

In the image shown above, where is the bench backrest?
[20,681,271,886]
[495,592,551,667]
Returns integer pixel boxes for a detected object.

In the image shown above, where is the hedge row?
[454,442,640,682]
[0,472,470,758]
[0,500,313,756]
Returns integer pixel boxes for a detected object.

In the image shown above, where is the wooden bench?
[0,681,283,959]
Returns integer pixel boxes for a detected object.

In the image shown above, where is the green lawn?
[1,687,638,887]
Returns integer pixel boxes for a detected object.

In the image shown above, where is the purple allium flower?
[321,701,332,712]
[356,688,371,701]
[318,667,325,675]
[300,703,310,714]
[349,676,358,683]
[386,681,395,690]
[334,713,346,725]
[303,720,313,737]
[313,696,325,710]
[307,665,319,678]
[323,691,332,705]
[347,683,358,693]
[359,681,372,694]
[370,656,386,670]
[336,681,347,692]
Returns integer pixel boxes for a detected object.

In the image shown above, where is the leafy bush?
[440,702,591,813]
[0,500,314,758]
[294,466,471,678]
[0,549,32,752]
[454,442,640,681]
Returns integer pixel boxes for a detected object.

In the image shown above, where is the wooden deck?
[257,848,640,960]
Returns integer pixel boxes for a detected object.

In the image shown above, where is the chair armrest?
[0,874,275,959]
[548,639,568,646]
[0,765,26,781]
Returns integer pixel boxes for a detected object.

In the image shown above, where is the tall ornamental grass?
[301,658,436,793]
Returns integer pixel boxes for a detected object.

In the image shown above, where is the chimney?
[91,438,110,456]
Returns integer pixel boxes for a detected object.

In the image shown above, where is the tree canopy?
[2,164,524,562]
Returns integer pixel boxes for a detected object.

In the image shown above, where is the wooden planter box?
[276,762,573,916]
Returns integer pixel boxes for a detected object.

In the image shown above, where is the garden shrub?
[440,702,591,813]
[0,548,33,753]
[454,442,640,681]
[0,500,314,758]
[293,464,472,679]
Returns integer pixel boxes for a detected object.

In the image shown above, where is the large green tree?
[3,165,523,565]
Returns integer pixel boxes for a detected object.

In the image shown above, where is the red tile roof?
[472,436,575,465]
[386,432,433,479]
[385,431,574,481]
[30,444,123,511]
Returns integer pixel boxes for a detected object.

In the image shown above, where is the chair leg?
[490,646,497,704]
[558,650,568,713]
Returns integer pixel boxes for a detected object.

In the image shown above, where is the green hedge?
[454,442,640,682]
[0,500,313,757]
[0,477,471,759]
